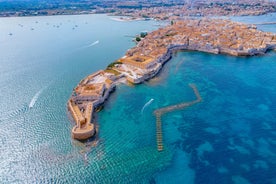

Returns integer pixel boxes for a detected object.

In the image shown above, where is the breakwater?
[154,84,202,151]
[254,22,276,25]
[154,84,202,116]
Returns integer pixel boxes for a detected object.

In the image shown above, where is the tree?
[135,37,141,42]
[140,32,147,38]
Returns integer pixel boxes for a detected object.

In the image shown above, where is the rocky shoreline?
[68,18,276,140]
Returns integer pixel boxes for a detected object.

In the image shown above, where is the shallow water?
[0,13,276,183]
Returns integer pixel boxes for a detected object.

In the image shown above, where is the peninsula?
[68,18,276,140]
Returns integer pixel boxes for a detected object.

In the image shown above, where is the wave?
[0,105,28,122]
[141,98,154,114]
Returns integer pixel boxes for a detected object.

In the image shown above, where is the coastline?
[1,3,276,20]
[67,18,276,141]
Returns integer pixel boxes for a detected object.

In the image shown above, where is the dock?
[154,84,202,151]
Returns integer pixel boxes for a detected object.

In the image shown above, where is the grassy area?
[107,61,122,68]
[104,69,121,76]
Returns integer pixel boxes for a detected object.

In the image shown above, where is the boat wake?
[82,40,99,49]
[29,87,46,109]
[141,98,154,114]
[88,40,99,47]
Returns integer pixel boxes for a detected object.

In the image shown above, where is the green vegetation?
[107,61,122,69]
[135,32,147,43]
[104,69,121,76]
[135,37,141,42]
[140,32,147,38]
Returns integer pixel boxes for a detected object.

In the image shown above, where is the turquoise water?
[0,14,276,183]
[100,50,276,183]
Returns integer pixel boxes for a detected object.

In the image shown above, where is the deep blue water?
[0,14,275,183]
[98,50,276,184]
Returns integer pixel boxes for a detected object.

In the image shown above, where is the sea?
[0,13,275,183]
